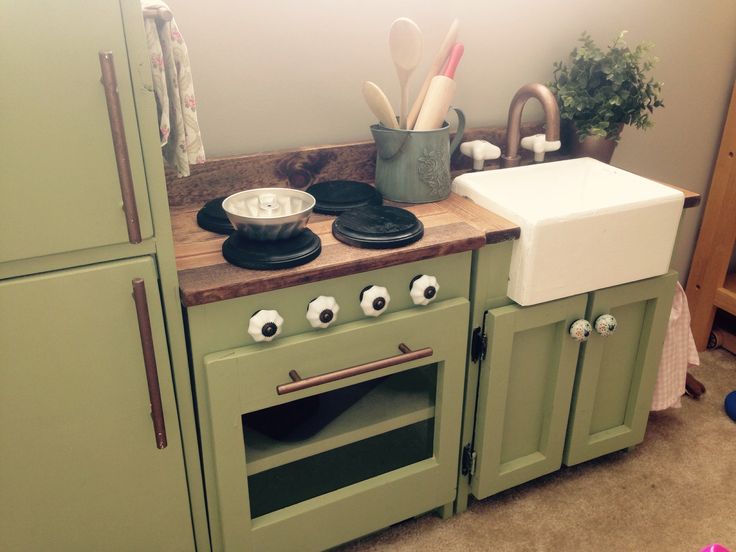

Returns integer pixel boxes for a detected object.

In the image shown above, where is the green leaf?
[550,30,663,138]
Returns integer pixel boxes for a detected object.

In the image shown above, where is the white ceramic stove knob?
[410,274,440,306]
[248,309,283,342]
[360,285,390,317]
[459,140,501,170]
[306,296,340,329]
[569,319,592,342]
[520,133,562,162]
[594,314,617,336]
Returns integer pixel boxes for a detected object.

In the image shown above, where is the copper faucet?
[501,83,561,168]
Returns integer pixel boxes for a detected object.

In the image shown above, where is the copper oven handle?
[132,278,168,449]
[276,343,433,395]
[99,51,142,244]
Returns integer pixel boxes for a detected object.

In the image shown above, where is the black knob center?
[319,309,334,323]
[261,322,278,337]
[372,297,386,311]
[423,286,436,299]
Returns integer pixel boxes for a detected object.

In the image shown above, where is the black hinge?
[470,311,489,363]
[461,443,477,477]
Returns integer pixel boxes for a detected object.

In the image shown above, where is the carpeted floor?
[336,349,736,552]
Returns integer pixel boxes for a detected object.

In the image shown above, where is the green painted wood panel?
[119,0,211,547]
[455,242,513,514]
[0,258,193,551]
[202,298,469,552]
[0,0,153,264]
[563,271,678,466]
[471,294,587,499]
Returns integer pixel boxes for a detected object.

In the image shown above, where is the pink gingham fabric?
[651,282,700,410]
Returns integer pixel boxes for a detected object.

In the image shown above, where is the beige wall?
[167,0,736,282]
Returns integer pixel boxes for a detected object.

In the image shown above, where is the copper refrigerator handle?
[132,278,168,449]
[276,343,433,395]
[99,51,142,244]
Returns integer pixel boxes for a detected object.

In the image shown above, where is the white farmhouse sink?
[452,158,684,306]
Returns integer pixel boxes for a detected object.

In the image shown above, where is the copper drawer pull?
[276,343,433,395]
[99,51,142,244]
[132,278,167,449]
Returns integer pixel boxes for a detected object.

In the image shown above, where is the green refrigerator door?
[0,0,153,263]
[471,294,587,498]
[564,271,678,466]
[0,258,193,551]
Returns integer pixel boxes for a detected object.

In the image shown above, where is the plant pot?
[562,121,623,164]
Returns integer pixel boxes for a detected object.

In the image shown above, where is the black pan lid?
[196,196,233,235]
[306,180,382,215]
[332,205,423,249]
[222,229,321,270]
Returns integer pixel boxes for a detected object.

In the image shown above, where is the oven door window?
[243,364,437,517]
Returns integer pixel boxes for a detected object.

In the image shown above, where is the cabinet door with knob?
[465,271,677,504]
[0,257,193,551]
[563,271,677,466]
[0,0,153,264]
[469,293,587,499]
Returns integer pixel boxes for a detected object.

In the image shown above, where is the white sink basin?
[452,158,684,305]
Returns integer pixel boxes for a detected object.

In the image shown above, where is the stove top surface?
[332,205,424,249]
[306,180,382,215]
[221,229,322,270]
[196,196,232,235]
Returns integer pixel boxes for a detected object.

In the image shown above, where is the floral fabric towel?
[142,1,205,177]
[651,282,700,411]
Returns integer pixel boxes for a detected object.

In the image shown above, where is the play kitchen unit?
[1,3,702,552]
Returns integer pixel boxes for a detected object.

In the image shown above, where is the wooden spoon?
[389,18,423,129]
[361,81,399,129]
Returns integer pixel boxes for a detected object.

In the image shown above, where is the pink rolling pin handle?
[442,43,465,79]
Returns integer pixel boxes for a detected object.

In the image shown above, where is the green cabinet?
[461,265,677,507]
[0,258,193,551]
[0,1,203,548]
[184,254,472,551]
[470,294,587,498]
[0,0,153,264]
[564,271,677,466]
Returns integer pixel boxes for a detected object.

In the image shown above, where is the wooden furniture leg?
[685,373,706,399]
[685,82,736,351]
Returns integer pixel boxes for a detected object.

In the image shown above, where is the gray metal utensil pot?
[370,107,465,203]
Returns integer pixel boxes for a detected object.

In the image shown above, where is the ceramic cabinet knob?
[569,319,592,342]
[248,309,283,342]
[359,285,390,317]
[306,296,340,329]
[594,314,617,336]
[409,274,440,306]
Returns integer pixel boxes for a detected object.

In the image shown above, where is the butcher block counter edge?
[173,193,519,306]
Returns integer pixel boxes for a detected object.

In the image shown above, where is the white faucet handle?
[460,140,501,170]
[520,133,561,162]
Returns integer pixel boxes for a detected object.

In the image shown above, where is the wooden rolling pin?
[413,43,464,131]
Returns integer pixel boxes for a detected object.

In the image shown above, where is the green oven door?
[201,298,469,552]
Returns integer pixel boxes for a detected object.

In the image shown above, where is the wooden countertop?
[169,124,701,307]
[173,193,519,306]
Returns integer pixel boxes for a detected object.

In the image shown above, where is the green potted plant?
[549,31,664,163]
